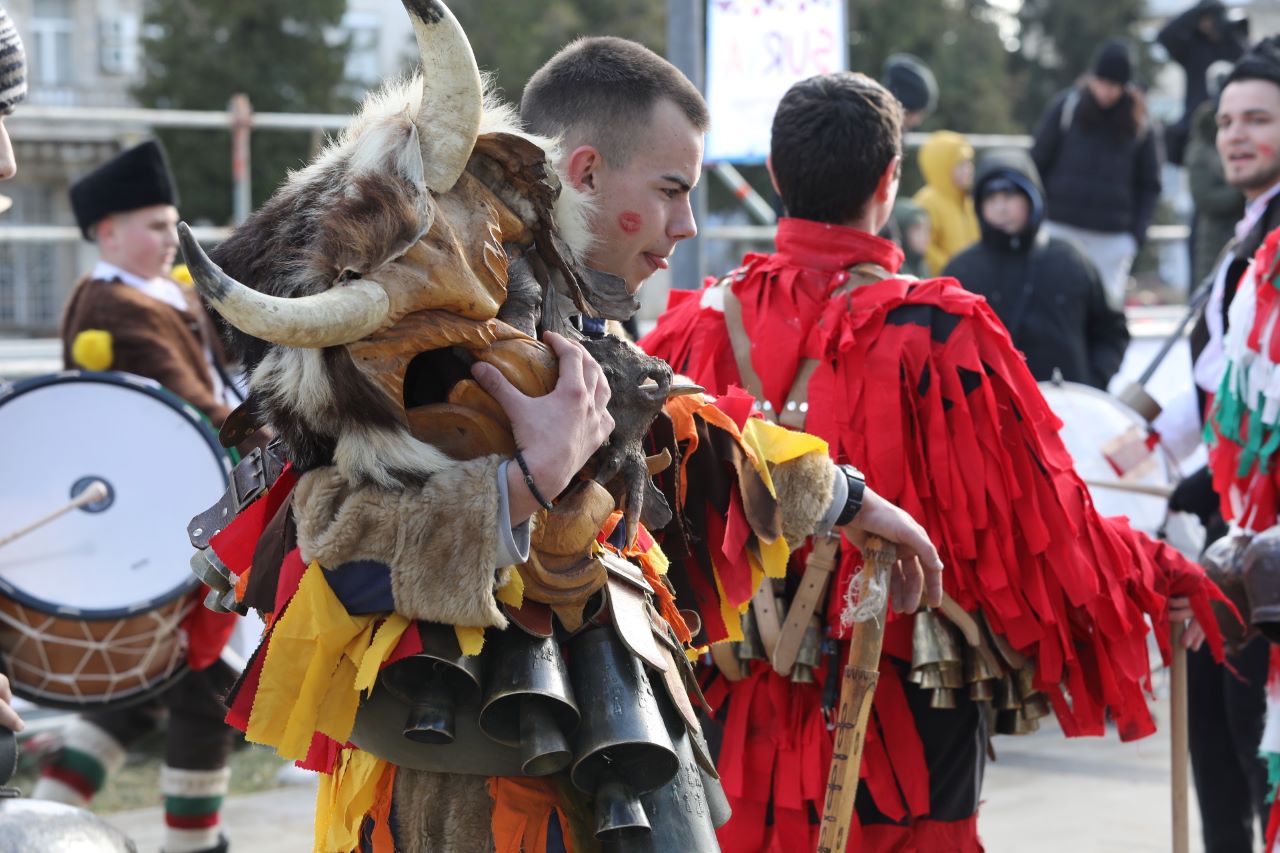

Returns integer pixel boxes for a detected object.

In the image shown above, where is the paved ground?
[982,691,1212,853]
[96,691,1226,853]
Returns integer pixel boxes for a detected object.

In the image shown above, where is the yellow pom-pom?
[170,264,193,288]
[71,329,113,371]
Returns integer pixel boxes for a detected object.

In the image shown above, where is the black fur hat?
[69,140,179,240]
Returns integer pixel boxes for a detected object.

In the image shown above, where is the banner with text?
[705,0,847,164]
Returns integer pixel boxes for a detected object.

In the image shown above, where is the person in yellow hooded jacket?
[913,130,980,274]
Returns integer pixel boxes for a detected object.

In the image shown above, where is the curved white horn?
[403,0,482,193]
[178,223,390,349]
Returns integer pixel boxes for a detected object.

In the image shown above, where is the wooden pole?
[1171,621,1190,853]
[817,536,895,852]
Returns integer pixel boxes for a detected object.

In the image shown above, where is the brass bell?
[478,629,579,776]
[567,627,679,842]
[965,645,1003,686]
[969,679,995,702]
[940,662,965,690]
[995,707,1039,735]
[1014,665,1039,702]
[737,609,766,662]
[791,617,823,686]
[993,674,1021,712]
[912,667,947,690]
[379,623,483,745]
[911,610,962,679]
[930,688,956,710]
[1021,692,1051,722]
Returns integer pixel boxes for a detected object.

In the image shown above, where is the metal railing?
[0,102,1193,334]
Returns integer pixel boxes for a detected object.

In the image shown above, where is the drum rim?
[0,369,232,619]
[3,659,191,712]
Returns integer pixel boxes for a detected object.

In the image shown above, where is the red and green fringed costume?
[1205,226,1280,852]
[641,217,1228,852]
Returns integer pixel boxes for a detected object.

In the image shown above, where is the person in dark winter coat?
[1157,0,1248,165]
[1031,39,1163,310]
[943,148,1130,390]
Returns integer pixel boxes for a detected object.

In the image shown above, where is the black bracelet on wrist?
[835,464,866,526]
[513,449,555,511]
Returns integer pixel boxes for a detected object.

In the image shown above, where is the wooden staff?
[817,535,895,852]
[1171,621,1190,853]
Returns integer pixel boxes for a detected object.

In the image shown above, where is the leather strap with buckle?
[187,442,287,549]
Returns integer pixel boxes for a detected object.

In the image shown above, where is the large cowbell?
[380,622,484,744]
[478,628,580,776]
[599,674,731,852]
[568,627,679,844]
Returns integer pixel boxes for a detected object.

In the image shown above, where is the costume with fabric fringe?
[175,5,857,851]
[640,217,1228,851]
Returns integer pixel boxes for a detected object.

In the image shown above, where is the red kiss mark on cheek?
[1261,143,1276,159]
[618,211,643,234]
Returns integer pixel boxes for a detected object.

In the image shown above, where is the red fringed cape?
[640,218,1227,844]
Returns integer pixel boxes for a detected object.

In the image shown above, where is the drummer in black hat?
[61,139,240,427]
[40,140,244,853]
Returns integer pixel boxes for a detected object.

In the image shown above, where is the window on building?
[29,0,75,102]
[99,15,139,76]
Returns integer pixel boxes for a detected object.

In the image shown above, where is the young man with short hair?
[1186,36,1280,853]
[638,69,1221,850]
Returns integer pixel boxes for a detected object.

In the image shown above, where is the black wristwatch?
[835,464,866,526]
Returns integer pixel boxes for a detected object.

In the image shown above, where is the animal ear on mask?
[347,116,428,192]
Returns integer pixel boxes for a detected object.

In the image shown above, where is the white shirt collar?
[1236,181,1280,243]
[91,260,189,313]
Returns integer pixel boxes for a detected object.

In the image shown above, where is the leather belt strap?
[187,442,287,548]
[721,283,775,422]
[772,536,840,676]
[721,262,907,676]
[751,581,783,660]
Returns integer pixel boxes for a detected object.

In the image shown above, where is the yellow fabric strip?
[455,625,487,656]
[314,748,389,852]
[740,417,829,497]
[712,558,746,642]
[355,614,412,696]
[247,562,408,760]
[495,568,524,608]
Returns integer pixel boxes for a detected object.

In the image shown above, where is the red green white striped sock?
[32,719,126,807]
[161,765,231,853]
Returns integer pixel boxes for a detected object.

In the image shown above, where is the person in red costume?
[640,71,1227,851]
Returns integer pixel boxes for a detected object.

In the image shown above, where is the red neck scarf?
[732,218,906,410]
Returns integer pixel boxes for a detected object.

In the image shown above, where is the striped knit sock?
[32,719,126,807]
[161,765,231,853]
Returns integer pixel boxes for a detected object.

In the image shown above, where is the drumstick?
[0,480,109,550]
[1081,478,1175,499]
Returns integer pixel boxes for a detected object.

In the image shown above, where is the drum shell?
[0,595,194,709]
[0,371,230,709]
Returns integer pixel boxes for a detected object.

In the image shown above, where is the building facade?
[0,0,413,334]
